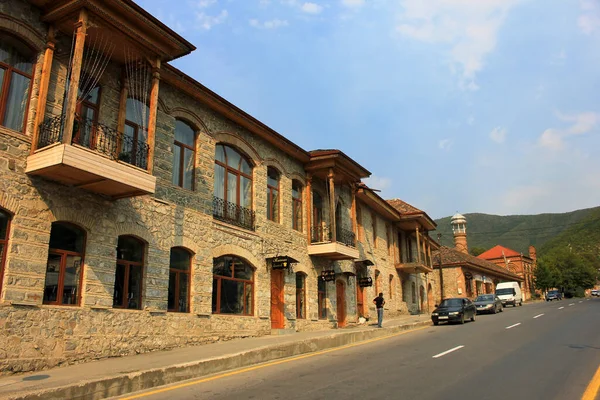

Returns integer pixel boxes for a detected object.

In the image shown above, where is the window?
[318,278,327,319]
[43,222,85,305]
[0,209,11,294]
[212,256,254,315]
[0,35,34,132]
[122,98,149,169]
[312,191,325,242]
[172,120,196,190]
[375,269,381,294]
[296,272,306,319]
[73,82,101,149]
[372,213,377,248]
[292,180,303,231]
[401,278,407,302]
[168,247,192,313]
[386,224,391,255]
[356,205,363,242]
[113,236,145,309]
[389,274,394,300]
[267,167,280,222]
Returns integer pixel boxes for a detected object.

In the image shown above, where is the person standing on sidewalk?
[373,292,385,328]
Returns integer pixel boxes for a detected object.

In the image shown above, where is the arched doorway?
[427,283,433,312]
[336,280,346,328]
[271,268,285,329]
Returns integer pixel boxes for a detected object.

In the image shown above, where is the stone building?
[477,245,536,301]
[0,0,438,373]
[432,214,522,301]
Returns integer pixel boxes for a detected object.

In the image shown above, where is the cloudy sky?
[137,0,600,219]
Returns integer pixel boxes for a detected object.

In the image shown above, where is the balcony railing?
[38,114,149,170]
[213,196,256,231]
[310,225,356,247]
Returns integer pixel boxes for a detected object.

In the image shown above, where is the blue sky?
[137,0,600,219]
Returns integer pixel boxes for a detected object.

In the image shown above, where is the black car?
[473,294,503,314]
[431,298,477,325]
[545,290,563,301]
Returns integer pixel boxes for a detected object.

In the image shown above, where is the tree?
[470,247,487,257]
[538,248,597,296]
[534,258,560,292]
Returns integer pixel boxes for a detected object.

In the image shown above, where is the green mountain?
[434,207,600,257]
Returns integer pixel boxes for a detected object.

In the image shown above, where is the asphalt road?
[119,298,600,400]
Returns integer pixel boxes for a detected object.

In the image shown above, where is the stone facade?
[0,0,438,374]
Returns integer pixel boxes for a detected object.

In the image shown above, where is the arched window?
[318,277,327,319]
[172,120,196,190]
[411,281,416,304]
[375,269,381,294]
[292,180,303,231]
[0,35,34,133]
[296,272,306,319]
[168,247,192,312]
[73,82,101,149]
[311,191,324,242]
[214,144,253,229]
[0,209,11,294]
[267,167,280,222]
[389,274,394,300]
[122,98,149,169]
[113,235,145,309]
[43,222,85,305]
[212,256,254,315]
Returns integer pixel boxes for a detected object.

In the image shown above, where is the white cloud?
[363,175,392,192]
[396,0,522,90]
[489,126,507,143]
[197,0,217,8]
[301,2,323,14]
[538,111,599,150]
[579,0,600,34]
[438,138,453,150]
[249,18,289,29]
[341,0,365,7]
[197,9,228,30]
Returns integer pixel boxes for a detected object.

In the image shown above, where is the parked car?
[496,282,523,307]
[431,298,477,325]
[474,294,503,314]
[591,289,599,297]
[545,290,563,301]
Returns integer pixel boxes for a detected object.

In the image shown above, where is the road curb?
[6,320,432,400]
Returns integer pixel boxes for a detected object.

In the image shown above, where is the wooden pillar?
[415,226,421,264]
[146,58,161,173]
[328,168,336,242]
[306,174,312,243]
[62,9,88,145]
[31,26,56,154]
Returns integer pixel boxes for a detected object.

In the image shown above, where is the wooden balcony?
[26,115,156,199]
[308,225,359,260]
[395,261,434,274]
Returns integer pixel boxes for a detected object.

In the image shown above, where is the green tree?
[534,258,560,292]
[539,248,597,296]
[470,247,487,257]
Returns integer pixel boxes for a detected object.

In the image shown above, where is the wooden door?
[356,284,364,318]
[270,269,285,329]
[336,280,346,328]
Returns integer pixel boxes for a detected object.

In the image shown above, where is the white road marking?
[569,303,575,306]
[579,301,583,303]
[533,314,544,319]
[432,345,465,359]
[506,323,521,329]
[559,306,565,309]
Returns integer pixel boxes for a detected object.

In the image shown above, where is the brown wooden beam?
[31,25,56,154]
[146,57,161,173]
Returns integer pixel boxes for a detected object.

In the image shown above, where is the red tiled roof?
[434,246,523,281]
[386,198,423,214]
[478,245,521,260]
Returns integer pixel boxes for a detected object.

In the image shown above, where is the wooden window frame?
[168,247,192,313]
[296,272,306,319]
[267,167,280,223]
[292,180,303,232]
[0,209,11,296]
[212,256,255,316]
[0,44,34,134]
[113,236,145,310]
[74,84,101,148]
[173,120,196,190]
[318,279,327,320]
[215,145,254,208]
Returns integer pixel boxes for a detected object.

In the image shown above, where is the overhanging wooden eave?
[356,188,400,222]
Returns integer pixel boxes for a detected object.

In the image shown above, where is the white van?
[495,282,523,307]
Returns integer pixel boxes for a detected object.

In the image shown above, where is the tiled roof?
[478,245,521,260]
[434,246,523,281]
[386,198,423,214]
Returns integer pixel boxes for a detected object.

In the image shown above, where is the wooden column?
[328,168,336,242]
[146,58,161,173]
[31,26,56,154]
[415,226,421,263]
[62,9,88,145]
[306,174,312,243]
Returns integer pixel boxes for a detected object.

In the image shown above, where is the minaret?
[451,213,468,254]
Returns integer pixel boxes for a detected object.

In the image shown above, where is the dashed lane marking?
[533,314,544,319]
[569,303,575,306]
[559,306,565,309]
[506,323,521,329]
[432,345,465,359]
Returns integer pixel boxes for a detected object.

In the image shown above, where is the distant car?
[545,290,563,301]
[431,298,477,325]
[591,290,599,297]
[474,294,503,314]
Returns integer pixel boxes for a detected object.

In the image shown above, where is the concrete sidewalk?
[0,314,432,400]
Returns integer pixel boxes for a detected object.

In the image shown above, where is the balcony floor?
[308,242,359,260]
[26,144,156,199]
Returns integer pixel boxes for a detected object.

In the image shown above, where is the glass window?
[113,235,144,309]
[318,278,327,319]
[411,281,416,303]
[267,167,280,222]
[168,247,192,313]
[172,120,196,190]
[292,180,303,232]
[0,209,11,294]
[296,273,306,319]
[122,98,149,169]
[312,191,324,242]
[43,222,85,306]
[74,82,101,149]
[0,36,33,132]
[212,256,254,315]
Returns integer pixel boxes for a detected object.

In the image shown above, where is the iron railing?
[38,114,149,170]
[310,224,356,247]
[213,196,256,231]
